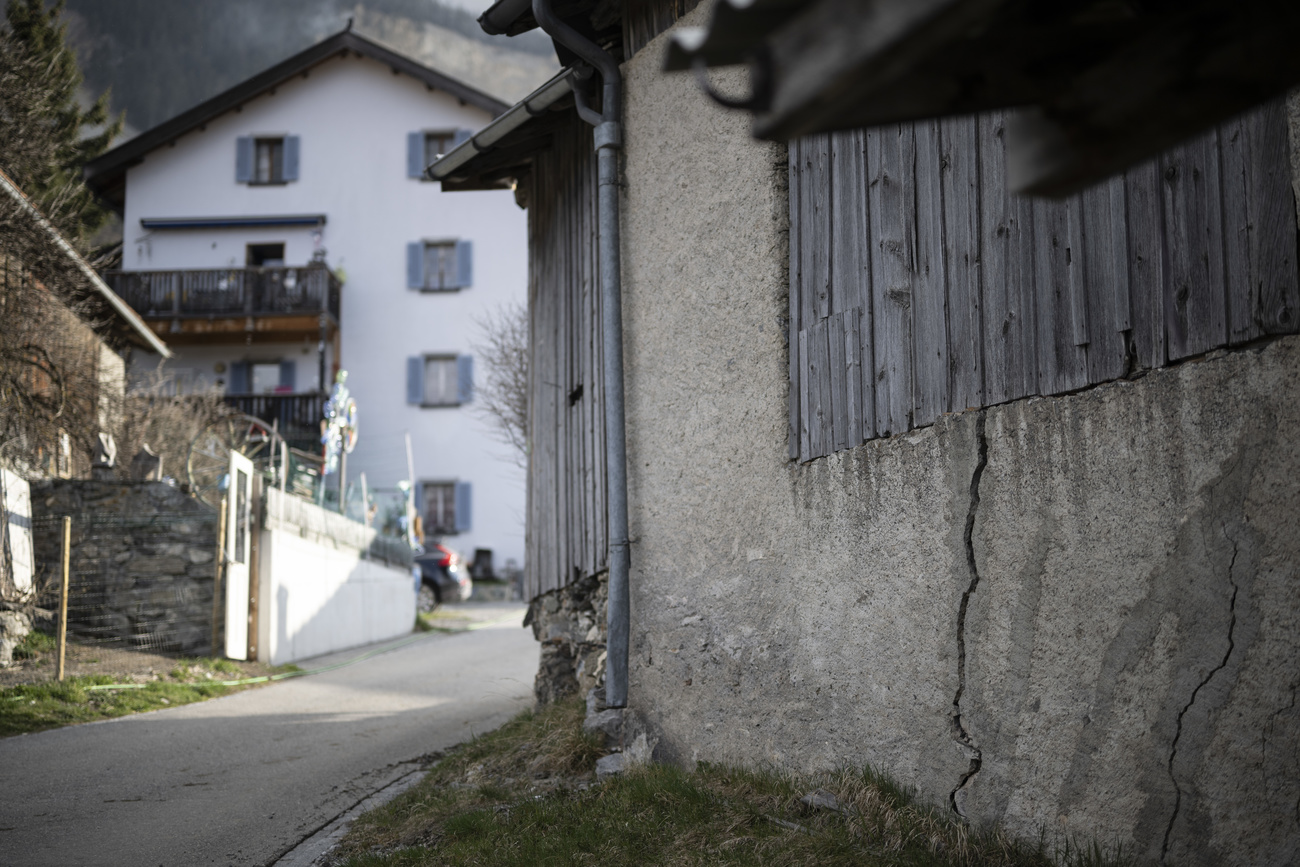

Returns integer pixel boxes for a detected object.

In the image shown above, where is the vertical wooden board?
[798,330,811,460]
[940,115,983,412]
[1244,99,1300,336]
[1161,129,1227,360]
[911,118,948,427]
[1010,184,1039,398]
[788,138,802,459]
[831,130,868,316]
[1218,114,1256,344]
[1125,158,1165,369]
[844,307,865,449]
[827,310,850,452]
[1031,198,1066,395]
[866,124,916,437]
[1081,177,1130,384]
[978,113,1015,405]
[807,318,831,459]
[805,134,833,323]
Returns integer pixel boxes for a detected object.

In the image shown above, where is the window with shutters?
[407,240,473,291]
[423,357,458,405]
[423,242,457,290]
[407,354,473,407]
[408,129,472,180]
[422,482,457,535]
[420,480,472,535]
[236,135,300,184]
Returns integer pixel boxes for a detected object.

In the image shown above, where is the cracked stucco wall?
[616,4,1300,864]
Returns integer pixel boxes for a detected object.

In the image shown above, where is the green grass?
[0,675,232,737]
[12,630,57,660]
[0,655,301,737]
[332,702,1131,867]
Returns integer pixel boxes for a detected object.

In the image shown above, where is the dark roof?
[84,29,510,210]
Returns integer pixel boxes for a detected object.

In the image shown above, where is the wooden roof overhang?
[84,29,510,211]
[663,0,1300,197]
[429,69,582,197]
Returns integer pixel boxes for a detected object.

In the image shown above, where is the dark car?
[414,543,472,611]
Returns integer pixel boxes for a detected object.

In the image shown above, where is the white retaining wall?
[257,488,415,665]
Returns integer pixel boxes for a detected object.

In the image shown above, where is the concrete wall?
[257,488,415,665]
[122,50,527,566]
[617,6,1300,864]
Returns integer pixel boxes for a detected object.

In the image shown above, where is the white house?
[85,28,529,568]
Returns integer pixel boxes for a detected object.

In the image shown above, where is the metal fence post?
[56,516,70,681]
[210,499,228,658]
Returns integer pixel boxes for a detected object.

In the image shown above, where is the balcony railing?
[223,392,327,443]
[107,265,341,321]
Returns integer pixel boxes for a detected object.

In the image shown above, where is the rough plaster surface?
[618,7,1300,863]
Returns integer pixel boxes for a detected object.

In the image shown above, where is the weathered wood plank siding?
[789,99,1299,463]
[622,0,701,59]
[526,119,607,601]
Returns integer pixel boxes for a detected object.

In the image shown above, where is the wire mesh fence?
[31,512,222,656]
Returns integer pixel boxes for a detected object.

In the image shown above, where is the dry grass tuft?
[330,703,1131,867]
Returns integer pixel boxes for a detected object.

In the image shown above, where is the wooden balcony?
[223,392,326,452]
[106,265,341,345]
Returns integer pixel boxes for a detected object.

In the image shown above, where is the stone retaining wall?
[30,481,218,653]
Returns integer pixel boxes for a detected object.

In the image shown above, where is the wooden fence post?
[210,498,227,658]
[56,516,70,682]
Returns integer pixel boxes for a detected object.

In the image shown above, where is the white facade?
[120,49,527,566]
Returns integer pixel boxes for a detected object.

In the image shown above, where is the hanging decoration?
[321,370,358,475]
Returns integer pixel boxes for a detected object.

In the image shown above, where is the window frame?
[252,137,285,184]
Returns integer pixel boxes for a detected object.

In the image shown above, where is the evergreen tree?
[0,0,122,247]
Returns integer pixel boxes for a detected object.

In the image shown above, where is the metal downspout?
[530,0,631,708]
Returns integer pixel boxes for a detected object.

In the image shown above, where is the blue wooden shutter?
[407,132,424,178]
[278,360,296,391]
[452,128,472,148]
[454,240,473,289]
[454,482,472,533]
[456,355,473,404]
[407,356,424,405]
[229,362,249,393]
[235,137,253,182]
[407,242,424,289]
[283,136,300,180]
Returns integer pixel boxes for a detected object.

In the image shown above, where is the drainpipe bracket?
[594,122,622,152]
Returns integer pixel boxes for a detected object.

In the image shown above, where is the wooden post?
[56,516,70,681]
[210,498,227,658]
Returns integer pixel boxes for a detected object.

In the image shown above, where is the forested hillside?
[63,0,555,134]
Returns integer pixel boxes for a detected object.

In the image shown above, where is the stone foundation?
[525,570,607,706]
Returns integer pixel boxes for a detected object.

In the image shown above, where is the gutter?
[0,170,171,358]
[529,0,632,710]
[426,69,576,182]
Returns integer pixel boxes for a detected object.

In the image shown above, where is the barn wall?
[788,103,1299,461]
[525,117,607,602]
[616,4,1300,863]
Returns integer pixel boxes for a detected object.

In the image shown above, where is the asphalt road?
[0,604,537,866]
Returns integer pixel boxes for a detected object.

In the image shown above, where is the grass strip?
[0,670,234,737]
[331,701,1130,867]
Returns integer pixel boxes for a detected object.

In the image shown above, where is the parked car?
[414,543,471,611]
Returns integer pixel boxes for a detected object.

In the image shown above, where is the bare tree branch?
[470,301,529,468]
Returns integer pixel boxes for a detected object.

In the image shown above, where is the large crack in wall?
[950,410,989,818]
[1160,526,1241,861]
